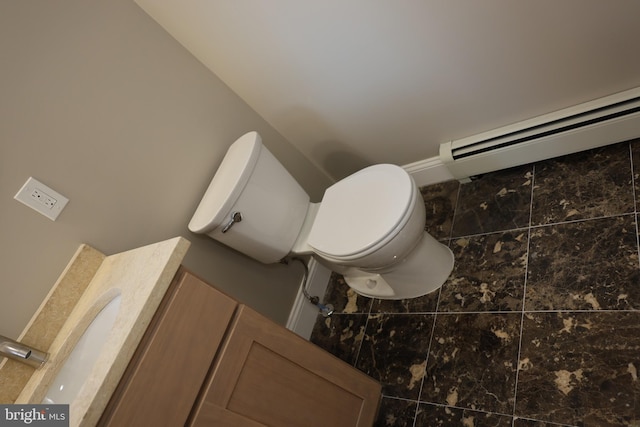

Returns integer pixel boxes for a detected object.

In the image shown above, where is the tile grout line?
[352,296,373,368]
[410,286,443,427]
[447,181,463,242]
[355,308,640,315]
[511,163,536,423]
[410,182,461,427]
[407,400,577,426]
[450,211,638,242]
[629,143,640,275]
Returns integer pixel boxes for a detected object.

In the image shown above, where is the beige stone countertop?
[2,237,190,426]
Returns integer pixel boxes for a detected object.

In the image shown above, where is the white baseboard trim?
[286,258,333,340]
[403,155,454,187]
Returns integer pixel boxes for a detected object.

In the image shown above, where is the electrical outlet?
[31,188,57,208]
[14,177,69,221]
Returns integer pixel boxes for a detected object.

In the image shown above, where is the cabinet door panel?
[192,305,380,427]
[99,268,237,427]
[194,402,265,427]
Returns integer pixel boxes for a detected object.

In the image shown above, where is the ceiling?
[135,0,640,180]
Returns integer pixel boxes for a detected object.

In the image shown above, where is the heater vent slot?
[451,97,640,160]
[440,87,640,182]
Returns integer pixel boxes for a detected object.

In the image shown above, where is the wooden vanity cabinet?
[98,267,237,426]
[99,268,381,427]
[191,304,381,427]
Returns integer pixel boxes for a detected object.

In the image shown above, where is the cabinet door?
[191,305,381,427]
[99,269,237,427]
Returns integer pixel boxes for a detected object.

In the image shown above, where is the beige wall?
[135,1,640,179]
[0,0,332,338]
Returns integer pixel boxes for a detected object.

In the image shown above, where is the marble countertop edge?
[6,237,190,427]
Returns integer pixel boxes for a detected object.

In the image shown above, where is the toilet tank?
[188,132,310,264]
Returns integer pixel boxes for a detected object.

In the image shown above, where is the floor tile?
[356,313,435,400]
[531,143,634,226]
[516,312,640,426]
[415,403,513,426]
[422,313,521,414]
[452,165,533,237]
[439,231,528,312]
[525,215,640,311]
[310,138,640,427]
[373,397,417,427]
[421,180,460,240]
[323,273,372,314]
[309,313,367,365]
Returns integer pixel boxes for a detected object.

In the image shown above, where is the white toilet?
[188,131,454,299]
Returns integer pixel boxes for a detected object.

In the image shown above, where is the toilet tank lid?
[188,132,262,233]
[307,164,414,258]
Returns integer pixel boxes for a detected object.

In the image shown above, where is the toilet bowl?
[188,131,454,299]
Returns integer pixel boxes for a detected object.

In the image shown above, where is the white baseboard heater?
[439,87,640,182]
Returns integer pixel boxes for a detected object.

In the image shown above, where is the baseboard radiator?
[439,87,640,182]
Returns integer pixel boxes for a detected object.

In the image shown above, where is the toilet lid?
[308,164,414,259]
[188,132,261,233]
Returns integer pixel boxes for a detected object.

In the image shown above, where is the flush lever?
[221,211,243,233]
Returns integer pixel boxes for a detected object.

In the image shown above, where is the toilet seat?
[307,164,416,265]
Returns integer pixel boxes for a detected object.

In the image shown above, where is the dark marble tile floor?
[310,140,640,427]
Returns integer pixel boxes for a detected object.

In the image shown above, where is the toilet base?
[340,232,455,300]
[342,271,395,299]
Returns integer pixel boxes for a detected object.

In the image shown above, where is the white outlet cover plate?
[14,177,69,221]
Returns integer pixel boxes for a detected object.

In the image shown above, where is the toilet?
[188,131,454,299]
